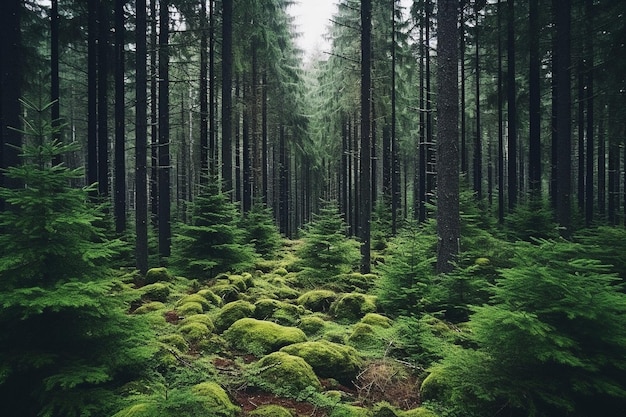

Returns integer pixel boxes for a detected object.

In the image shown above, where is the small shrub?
[248,352,321,398]
[223,318,307,356]
[213,300,255,332]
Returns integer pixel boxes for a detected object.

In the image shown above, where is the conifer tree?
[170,179,255,279]
[297,201,360,282]
[239,201,282,258]
[0,101,155,417]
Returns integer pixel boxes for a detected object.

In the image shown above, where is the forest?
[1,0,625,416]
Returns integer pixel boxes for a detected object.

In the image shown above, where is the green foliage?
[330,293,378,323]
[360,313,392,328]
[223,318,307,356]
[239,202,283,258]
[297,201,361,283]
[213,300,256,333]
[375,223,436,317]
[431,239,626,417]
[504,196,559,242]
[574,225,626,279]
[280,340,363,384]
[0,103,156,417]
[170,181,255,279]
[249,404,294,417]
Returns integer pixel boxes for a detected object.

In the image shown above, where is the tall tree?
[584,0,594,226]
[87,0,98,190]
[50,0,60,165]
[199,0,209,180]
[158,0,171,258]
[507,0,517,210]
[497,0,504,222]
[97,0,109,197]
[528,0,541,194]
[114,0,126,233]
[360,0,373,274]
[555,0,572,236]
[436,0,460,274]
[136,0,149,274]
[473,0,482,200]
[222,0,234,193]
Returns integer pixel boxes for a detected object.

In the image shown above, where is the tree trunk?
[114,0,126,233]
[199,0,209,181]
[209,0,217,175]
[584,0,594,226]
[460,0,467,175]
[528,0,541,195]
[359,0,372,273]
[598,111,606,215]
[577,59,585,214]
[87,0,98,189]
[436,0,460,274]
[158,0,171,259]
[135,0,149,274]
[473,2,482,200]
[418,7,427,223]
[507,0,517,210]
[0,0,22,207]
[497,0,504,223]
[51,0,61,166]
[555,0,572,237]
[221,0,234,193]
[97,0,109,197]
[150,0,158,226]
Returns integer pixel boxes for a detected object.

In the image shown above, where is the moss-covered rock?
[248,351,321,398]
[145,267,172,284]
[254,299,304,325]
[280,340,363,384]
[213,300,256,332]
[177,293,212,311]
[371,403,399,417]
[332,272,378,292]
[158,333,189,352]
[211,283,241,303]
[329,405,373,417]
[298,315,327,335]
[249,404,294,417]
[400,408,439,417]
[297,289,337,312]
[179,321,211,343]
[139,282,171,302]
[419,366,446,401]
[191,381,240,416]
[133,301,166,314]
[346,323,377,347]
[223,318,307,356]
[196,289,223,307]
[360,313,392,328]
[178,301,204,316]
[330,293,377,322]
[180,314,215,333]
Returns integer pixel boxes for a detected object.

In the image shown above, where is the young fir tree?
[296,201,360,283]
[0,101,156,417]
[427,239,626,417]
[170,179,255,279]
[239,201,282,259]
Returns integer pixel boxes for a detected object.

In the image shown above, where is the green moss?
[249,404,294,417]
[253,298,283,318]
[400,408,439,417]
[333,272,378,292]
[419,366,446,401]
[346,323,377,347]
[474,257,490,266]
[329,404,373,417]
[159,333,189,352]
[145,267,172,284]
[181,314,215,333]
[273,267,289,276]
[179,322,211,342]
[330,293,377,322]
[360,313,392,328]
[196,289,223,307]
[213,300,256,332]
[254,299,304,325]
[111,403,156,417]
[211,283,241,303]
[299,315,327,335]
[178,301,204,316]
[191,381,240,416]
[177,293,212,311]
[140,283,171,302]
[133,301,166,314]
[248,351,321,398]
[223,318,307,356]
[297,289,338,312]
[280,340,363,384]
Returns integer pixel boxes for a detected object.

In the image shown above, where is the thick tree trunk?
[584,0,594,226]
[359,0,372,273]
[528,0,541,195]
[473,3,482,199]
[221,0,234,193]
[158,0,171,259]
[87,0,98,189]
[114,0,126,233]
[418,3,427,223]
[497,0,505,223]
[150,0,158,226]
[135,0,149,274]
[200,0,209,180]
[598,112,606,215]
[51,0,61,166]
[460,0,467,175]
[436,0,460,274]
[97,0,109,197]
[507,0,517,210]
[209,0,217,175]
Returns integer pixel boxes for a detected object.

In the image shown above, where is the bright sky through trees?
[288,0,336,61]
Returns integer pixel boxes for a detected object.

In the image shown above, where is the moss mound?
[280,340,363,384]
[360,313,392,328]
[346,323,378,348]
[177,293,212,311]
[248,351,321,398]
[191,381,240,416]
[330,404,373,417]
[297,289,338,312]
[249,404,294,417]
[180,314,215,333]
[178,301,204,316]
[330,293,377,322]
[223,318,307,356]
[196,289,223,307]
[133,301,166,314]
[145,267,172,284]
[299,315,327,335]
[400,408,439,417]
[179,322,211,343]
[214,300,256,332]
[254,298,304,325]
[140,283,171,302]
[158,333,189,352]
